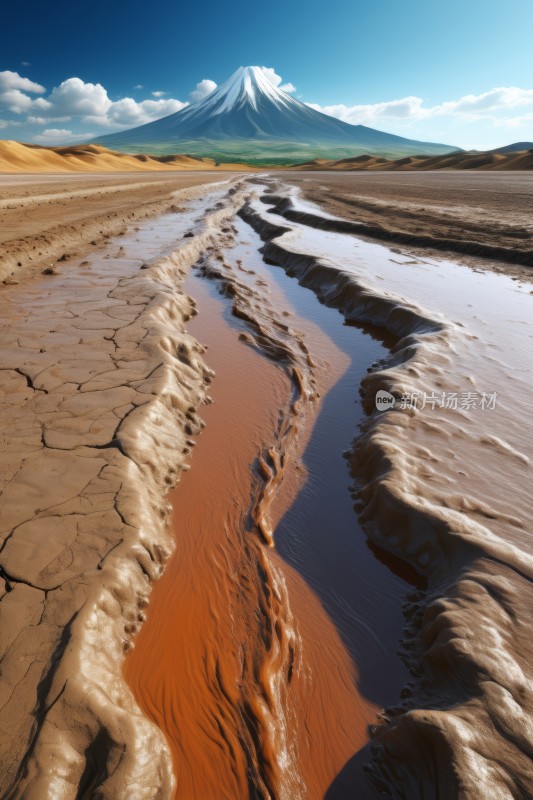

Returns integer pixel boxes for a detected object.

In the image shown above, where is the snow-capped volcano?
[92,66,457,163]
[189,66,296,118]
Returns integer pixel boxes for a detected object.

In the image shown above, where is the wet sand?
[244,181,533,797]
[124,213,417,798]
[283,171,533,272]
[0,172,237,283]
[1,173,532,799]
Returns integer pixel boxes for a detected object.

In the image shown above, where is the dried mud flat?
[0,176,246,798]
[1,172,532,800]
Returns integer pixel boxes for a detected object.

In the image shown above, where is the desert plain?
[1,163,532,800]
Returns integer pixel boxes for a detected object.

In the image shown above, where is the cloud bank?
[0,72,188,137]
[0,70,49,114]
[307,87,533,127]
[33,128,95,145]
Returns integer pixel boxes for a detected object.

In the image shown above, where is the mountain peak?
[191,65,292,115]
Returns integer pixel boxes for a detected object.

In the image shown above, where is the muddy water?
[219,220,420,797]
[125,207,417,799]
[253,187,533,558]
[244,185,533,799]
[124,269,296,798]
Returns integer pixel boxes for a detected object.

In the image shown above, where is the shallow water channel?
[124,200,417,799]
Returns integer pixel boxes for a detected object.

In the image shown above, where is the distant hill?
[290,147,533,171]
[492,142,533,154]
[1,140,531,175]
[91,66,458,164]
[0,141,251,173]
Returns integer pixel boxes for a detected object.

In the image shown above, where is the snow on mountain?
[195,66,294,115]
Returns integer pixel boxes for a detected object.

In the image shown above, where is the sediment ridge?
[272,191,533,269]
[2,174,531,799]
[0,180,252,798]
[242,184,533,799]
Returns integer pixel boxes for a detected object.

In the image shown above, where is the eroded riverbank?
[0,180,247,798]
[242,181,533,799]
[124,210,417,798]
[1,175,532,800]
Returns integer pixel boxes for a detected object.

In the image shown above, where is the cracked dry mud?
[0,179,245,799]
[2,172,532,800]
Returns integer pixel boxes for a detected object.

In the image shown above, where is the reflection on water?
[125,208,418,800]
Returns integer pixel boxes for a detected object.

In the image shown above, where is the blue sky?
[1,0,532,150]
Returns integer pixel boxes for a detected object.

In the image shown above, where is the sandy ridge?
[290,149,533,171]
[0,173,237,285]
[242,184,533,799]
[0,180,252,798]
[0,141,253,174]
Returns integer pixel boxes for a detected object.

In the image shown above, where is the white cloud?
[134,84,144,89]
[0,70,49,114]
[22,77,188,130]
[259,67,283,87]
[308,87,533,127]
[259,68,296,94]
[47,78,111,117]
[87,96,187,127]
[307,96,425,126]
[435,87,533,116]
[27,115,71,124]
[33,128,95,145]
[151,90,166,97]
[0,118,21,129]
[0,70,45,95]
[493,112,533,129]
[3,90,51,114]
[191,79,217,102]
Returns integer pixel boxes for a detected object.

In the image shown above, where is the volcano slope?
[93,66,456,163]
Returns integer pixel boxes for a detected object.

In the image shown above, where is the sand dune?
[292,148,533,171]
[2,140,532,173]
[0,140,252,173]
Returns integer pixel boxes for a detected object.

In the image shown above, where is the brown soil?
[123,250,387,798]
[282,171,533,275]
[0,172,239,283]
